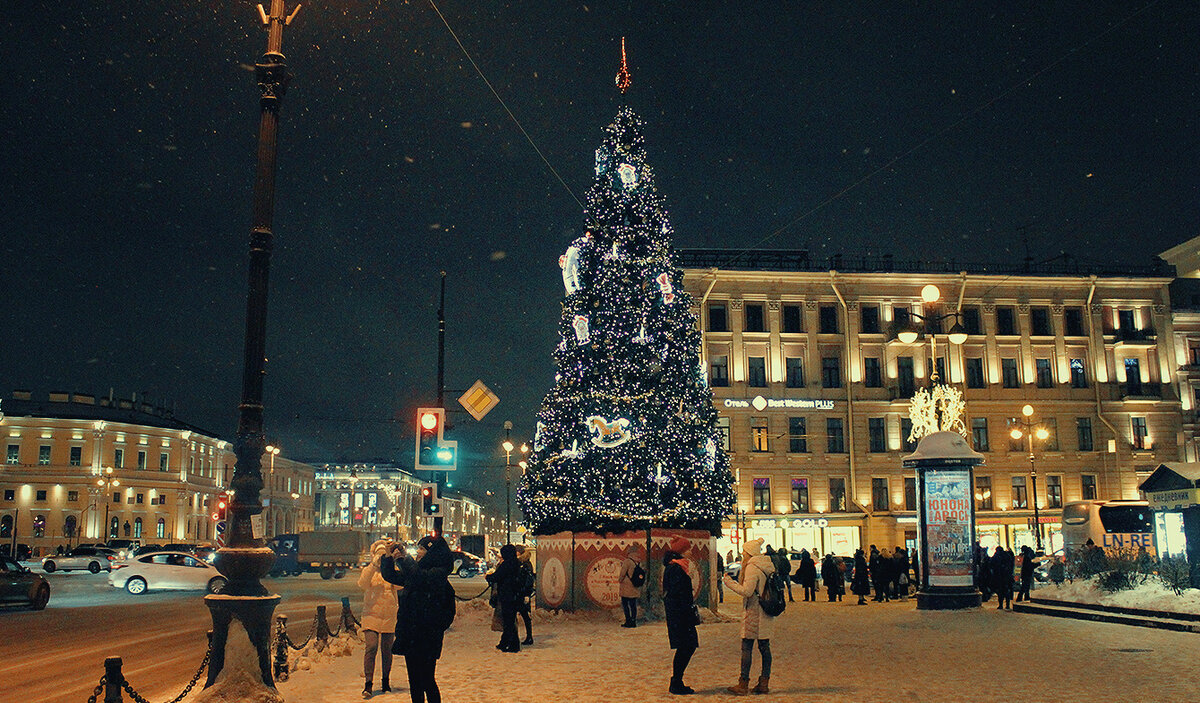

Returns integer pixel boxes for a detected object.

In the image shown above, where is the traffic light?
[213,492,228,521]
[421,482,441,515]
[415,407,458,471]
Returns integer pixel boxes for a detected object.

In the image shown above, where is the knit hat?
[668,536,691,554]
[742,538,764,558]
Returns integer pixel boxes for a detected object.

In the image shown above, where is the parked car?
[161,543,197,554]
[0,556,50,609]
[108,551,227,595]
[133,544,164,556]
[451,550,485,578]
[106,539,141,561]
[42,546,115,573]
[0,543,33,561]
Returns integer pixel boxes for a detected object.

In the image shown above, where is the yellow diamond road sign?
[459,380,499,421]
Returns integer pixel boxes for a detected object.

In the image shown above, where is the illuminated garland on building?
[517,105,735,536]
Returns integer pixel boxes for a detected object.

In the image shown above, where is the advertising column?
[903,431,983,610]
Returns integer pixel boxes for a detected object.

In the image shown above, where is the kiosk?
[1137,463,1200,588]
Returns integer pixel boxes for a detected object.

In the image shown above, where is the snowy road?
[0,569,493,703]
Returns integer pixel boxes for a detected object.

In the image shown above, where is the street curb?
[1013,598,1200,634]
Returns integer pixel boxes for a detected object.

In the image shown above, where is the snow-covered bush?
[1157,556,1192,596]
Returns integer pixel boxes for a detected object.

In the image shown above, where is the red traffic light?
[422,487,432,497]
[420,412,439,430]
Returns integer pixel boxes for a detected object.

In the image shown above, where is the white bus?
[1060,500,1156,555]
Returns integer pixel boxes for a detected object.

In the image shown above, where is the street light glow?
[1022,404,1034,417]
[421,412,439,430]
[920,284,941,303]
[502,440,514,452]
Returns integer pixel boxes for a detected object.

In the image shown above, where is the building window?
[898,356,915,397]
[1070,358,1088,388]
[1011,476,1028,509]
[1046,475,1063,509]
[136,493,144,505]
[35,490,47,502]
[819,305,839,334]
[791,478,809,513]
[1064,307,1085,336]
[785,357,805,388]
[975,476,993,510]
[996,306,1016,335]
[710,355,729,387]
[70,446,83,466]
[6,445,18,464]
[826,418,845,453]
[1076,417,1094,451]
[716,417,731,451]
[68,490,79,502]
[928,356,946,383]
[788,417,808,453]
[112,492,120,504]
[744,303,765,333]
[137,451,147,470]
[752,478,771,514]
[872,477,889,511]
[965,358,985,389]
[133,517,143,539]
[747,356,767,387]
[1124,358,1142,395]
[893,306,911,329]
[900,418,916,452]
[32,515,45,538]
[861,305,880,334]
[829,477,847,512]
[109,516,119,539]
[1031,307,1052,336]
[1001,358,1020,388]
[868,418,886,453]
[971,418,989,452]
[1131,417,1149,450]
[64,515,77,538]
[751,417,770,452]
[114,448,124,468]
[1081,474,1098,500]
[1118,309,1136,332]
[708,303,728,332]
[1035,358,1053,388]
[782,305,803,333]
[822,356,841,389]
[156,517,166,539]
[1040,417,1059,451]
[159,453,169,472]
[863,357,882,388]
[1007,418,1026,452]
[0,514,11,537]
[38,446,51,465]
[904,477,917,511]
[961,307,982,335]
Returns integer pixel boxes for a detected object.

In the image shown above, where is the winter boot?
[381,675,390,693]
[669,678,694,695]
[362,680,372,699]
[727,677,750,695]
[751,676,770,695]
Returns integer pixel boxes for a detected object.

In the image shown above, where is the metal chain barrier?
[85,675,106,703]
[455,583,492,602]
[120,648,209,703]
[86,646,208,703]
[282,612,319,651]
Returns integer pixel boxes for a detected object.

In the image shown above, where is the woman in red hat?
[662,536,698,695]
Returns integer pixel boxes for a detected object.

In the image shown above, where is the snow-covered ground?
[1035,579,1200,615]
[267,594,1198,703]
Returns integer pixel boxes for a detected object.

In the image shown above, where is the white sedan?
[108,551,227,595]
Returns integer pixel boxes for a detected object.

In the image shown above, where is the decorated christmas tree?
[518,57,734,536]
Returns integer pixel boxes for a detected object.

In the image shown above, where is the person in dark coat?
[766,546,794,602]
[1015,545,1036,602]
[796,550,817,601]
[868,546,889,602]
[380,535,456,703]
[662,536,698,696]
[911,550,920,590]
[486,544,523,652]
[515,546,535,644]
[891,547,909,599]
[820,554,844,602]
[990,546,1014,610]
[851,549,871,605]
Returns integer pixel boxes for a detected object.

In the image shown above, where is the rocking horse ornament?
[585,415,632,448]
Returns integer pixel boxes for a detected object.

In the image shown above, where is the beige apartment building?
[678,250,1182,559]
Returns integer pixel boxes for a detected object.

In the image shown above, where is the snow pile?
[1037,579,1200,615]
[288,629,359,674]
[190,619,282,703]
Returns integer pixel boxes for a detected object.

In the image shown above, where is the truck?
[459,534,487,559]
[268,531,370,579]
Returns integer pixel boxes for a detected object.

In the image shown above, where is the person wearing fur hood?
[721,538,776,695]
[358,539,401,698]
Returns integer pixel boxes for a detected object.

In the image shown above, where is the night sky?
[3,2,1197,508]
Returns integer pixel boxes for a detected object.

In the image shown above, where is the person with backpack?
[515,545,535,644]
[662,536,699,695]
[722,538,777,695]
[619,544,647,628]
[359,540,401,699]
[486,544,524,652]
[767,546,795,602]
[380,535,456,703]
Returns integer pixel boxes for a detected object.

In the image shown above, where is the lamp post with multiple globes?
[501,421,530,543]
[1010,404,1051,552]
[96,467,119,540]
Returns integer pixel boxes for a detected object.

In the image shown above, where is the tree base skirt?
[533,528,716,614]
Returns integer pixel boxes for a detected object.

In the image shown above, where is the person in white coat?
[721,538,776,695]
[359,539,401,699]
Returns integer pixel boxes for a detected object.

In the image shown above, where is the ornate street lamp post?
[1010,404,1051,552]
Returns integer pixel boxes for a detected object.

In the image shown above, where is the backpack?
[520,565,536,598]
[630,563,646,588]
[758,570,787,617]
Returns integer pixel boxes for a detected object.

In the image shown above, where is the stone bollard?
[274,614,290,681]
[315,604,332,651]
[340,596,358,636]
[103,656,124,703]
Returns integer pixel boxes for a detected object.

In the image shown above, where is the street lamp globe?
[502,440,514,453]
[897,326,919,344]
[1010,428,1023,440]
[1035,427,1050,441]
[920,284,941,303]
[1022,404,1034,417]
[947,321,968,345]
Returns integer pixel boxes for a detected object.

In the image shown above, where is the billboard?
[923,468,974,587]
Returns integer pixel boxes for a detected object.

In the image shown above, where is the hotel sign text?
[723,395,836,411]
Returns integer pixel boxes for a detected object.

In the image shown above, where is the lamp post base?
[916,588,982,610]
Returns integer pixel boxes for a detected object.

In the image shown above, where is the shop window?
[966,358,985,389]
[744,303,765,333]
[747,356,767,387]
[971,418,989,452]
[904,477,916,511]
[751,417,769,452]
[819,305,839,334]
[752,478,771,514]
[708,303,728,332]
[782,305,803,333]
[1077,417,1093,451]
[860,305,880,334]
[785,357,805,388]
[1046,475,1063,509]
[975,476,993,510]
[829,477,847,512]
[791,478,809,513]
[822,356,841,389]
[69,446,82,466]
[872,478,889,511]
[863,357,882,388]
[826,418,845,453]
[710,355,729,387]
[868,418,886,453]
[788,417,808,453]
[1011,476,1028,509]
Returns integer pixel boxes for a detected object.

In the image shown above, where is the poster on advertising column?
[924,469,973,586]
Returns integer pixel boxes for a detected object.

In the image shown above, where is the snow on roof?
[902,431,984,466]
